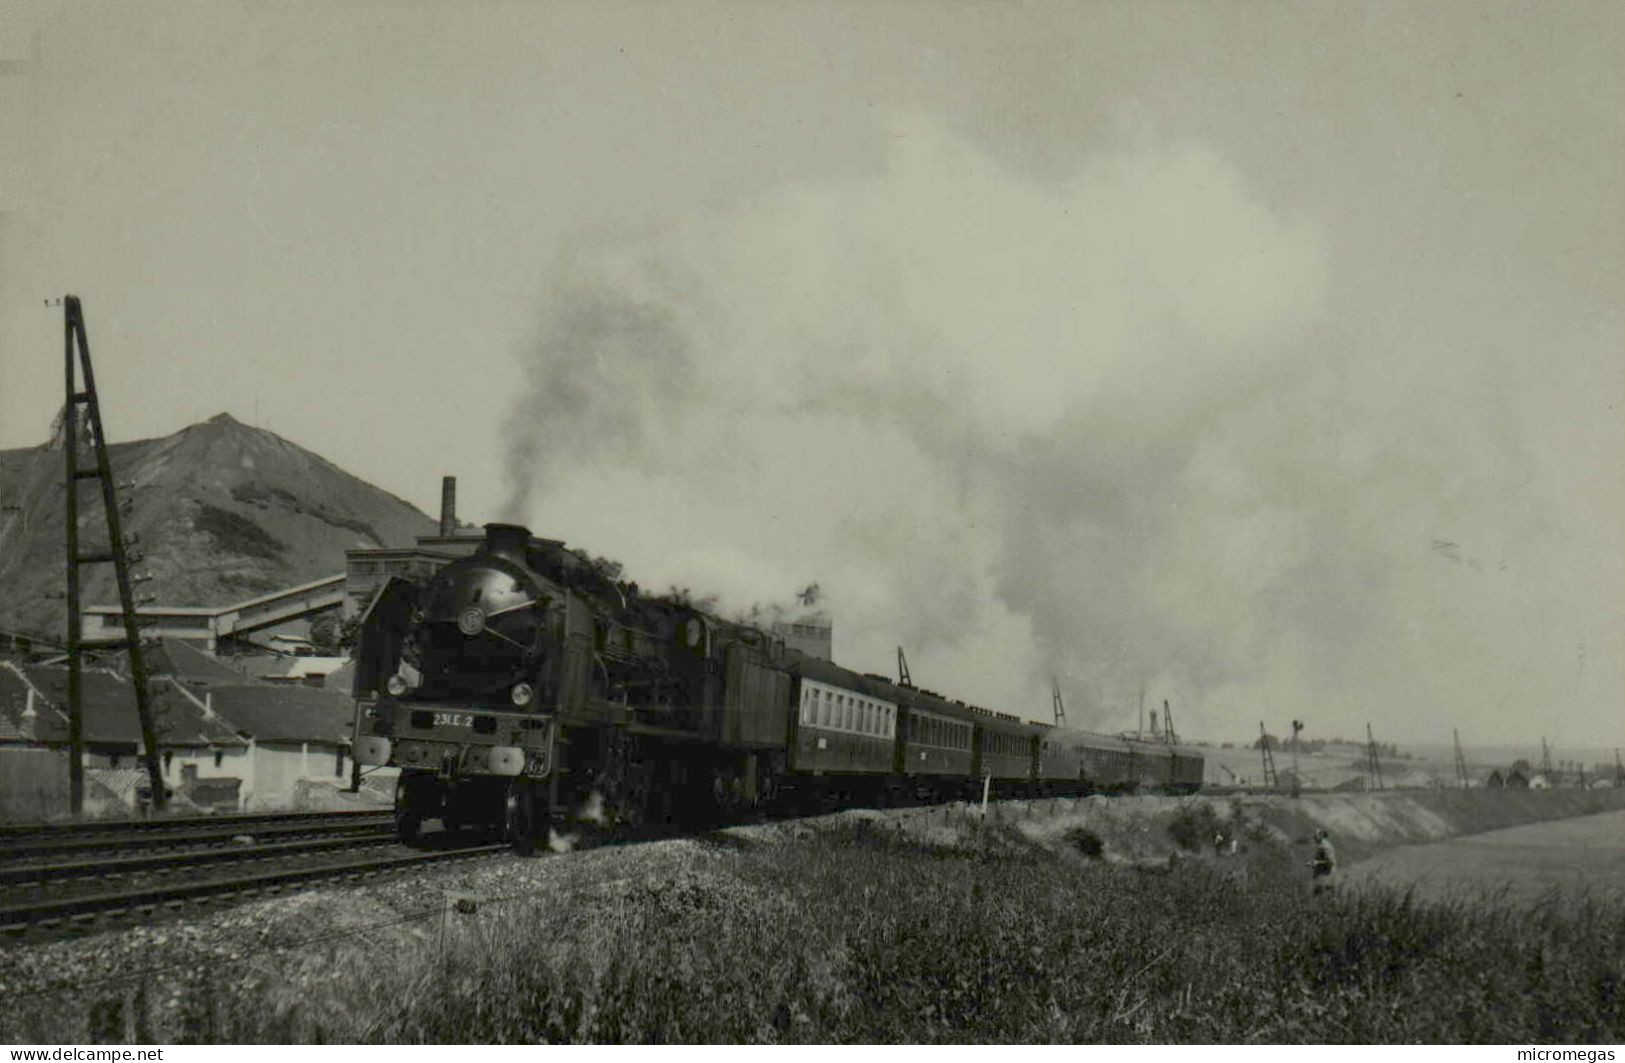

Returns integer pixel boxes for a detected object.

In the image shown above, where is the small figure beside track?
[1307,828,1337,893]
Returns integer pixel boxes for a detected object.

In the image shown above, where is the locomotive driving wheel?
[395,808,423,845]
[596,729,653,830]
[395,770,434,845]
[505,778,541,855]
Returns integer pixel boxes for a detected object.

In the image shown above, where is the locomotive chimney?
[483,522,530,565]
[439,476,457,537]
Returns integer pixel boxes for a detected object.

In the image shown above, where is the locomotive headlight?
[511,682,535,707]
[386,662,421,697]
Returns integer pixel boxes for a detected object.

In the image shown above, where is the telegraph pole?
[1289,718,1304,797]
[61,295,166,813]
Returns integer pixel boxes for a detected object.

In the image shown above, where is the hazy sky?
[2,1,1621,747]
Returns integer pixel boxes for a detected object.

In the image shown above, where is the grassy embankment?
[13,798,1624,1044]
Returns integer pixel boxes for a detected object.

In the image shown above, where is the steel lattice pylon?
[61,295,166,814]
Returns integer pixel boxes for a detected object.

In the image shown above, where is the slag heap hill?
[0,413,437,639]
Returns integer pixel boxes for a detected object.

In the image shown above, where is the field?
[1343,809,1625,907]
[3,797,1622,1044]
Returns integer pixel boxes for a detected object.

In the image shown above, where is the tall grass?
[9,817,1623,1043]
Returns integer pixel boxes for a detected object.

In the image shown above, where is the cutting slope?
[0,413,436,637]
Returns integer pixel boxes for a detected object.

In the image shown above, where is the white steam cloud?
[502,113,1618,745]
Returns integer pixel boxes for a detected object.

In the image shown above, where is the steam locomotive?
[351,523,1204,850]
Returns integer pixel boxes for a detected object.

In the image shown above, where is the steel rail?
[0,844,509,933]
[0,831,399,886]
[0,809,390,841]
[0,816,394,861]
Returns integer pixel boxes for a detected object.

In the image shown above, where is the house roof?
[87,767,150,804]
[146,639,256,686]
[237,654,348,681]
[324,660,356,694]
[0,664,53,742]
[202,683,355,746]
[16,665,245,749]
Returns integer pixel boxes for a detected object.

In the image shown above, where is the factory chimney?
[439,476,456,537]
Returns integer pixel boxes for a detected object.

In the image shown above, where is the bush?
[1166,802,1226,852]
[1063,827,1105,858]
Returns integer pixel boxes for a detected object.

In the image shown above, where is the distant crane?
[1051,677,1067,728]
[1364,722,1385,791]
[1453,728,1470,789]
[1259,721,1279,790]
[1162,699,1179,744]
[896,646,912,688]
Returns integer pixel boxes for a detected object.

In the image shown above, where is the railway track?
[0,839,507,936]
[0,809,508,937]
[0,810,394,861]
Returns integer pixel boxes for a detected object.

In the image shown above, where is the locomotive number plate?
[432,712,474,728]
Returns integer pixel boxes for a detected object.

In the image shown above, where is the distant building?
[201,683,356,810]
[0,639,364,816]
[0,658,249,818]
[770,613,833,661]
[342,546,465,618]
[84,574,346,651]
